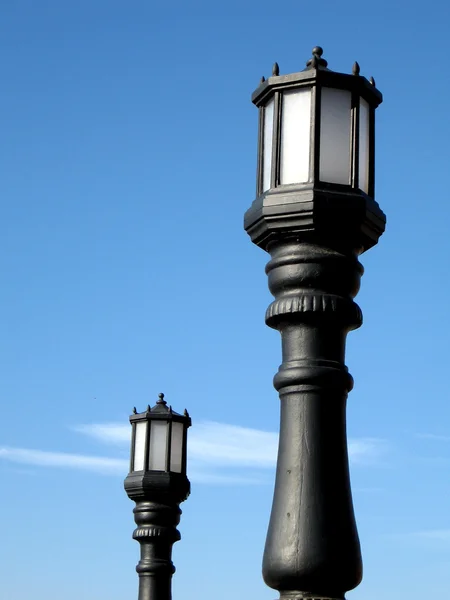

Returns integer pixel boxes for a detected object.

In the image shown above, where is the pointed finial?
[184,408,190,418]
[370,76,376,86]
[133,407,137,414]
[306,46,328,69]
[157,393,166,405]
[352,61,360,76]
[169,405,173,414]
[260,75,265,84]
[146,404,151,412]
[272,62,279,76]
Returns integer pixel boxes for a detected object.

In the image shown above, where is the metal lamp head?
[245,46,386,254]
[124,393,191,503]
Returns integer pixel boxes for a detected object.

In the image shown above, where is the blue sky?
[1,1,450,599]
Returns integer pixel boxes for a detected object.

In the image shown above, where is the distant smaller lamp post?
[124,393,191,600]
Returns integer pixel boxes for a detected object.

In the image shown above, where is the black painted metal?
[124,395,191,600]
[271,92,281,189]
[244,48,386,600]
[257,107,264,196]
[351,90,360,190]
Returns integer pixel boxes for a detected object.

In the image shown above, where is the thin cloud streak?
[348,438,388,465]
[388,529,450,546]
[74,421,278,467]
[414,529,450,541]
[0,446,269,484]
[189,422,277,468]
[188,468,269,486]
[416,433,450,442]
[0,447,127,474]
[0,422,388,484]
[75,423,131,445]
[77,421,387,467]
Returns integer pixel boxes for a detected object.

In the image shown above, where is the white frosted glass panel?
[263,98,274,191]
[359,98,370,194]
[170,422,184,473]
[319,87,352,184]
[280,89,311,185]
[133,422,147,472]
[148,421,168,471]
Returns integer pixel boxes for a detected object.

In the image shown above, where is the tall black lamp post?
[244,47,386,600]
[124,393,191,600]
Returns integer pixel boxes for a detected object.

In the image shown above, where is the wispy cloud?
[187,468,268,486]
[388,529,450,547]
[75,421,278,467]
[76,421,386,468]
[353,486,385,494]
[348,438,387,465]
[75,423,131,445]
[416,433,450,442]
[189,422,277,468]
[0,447,127,474]
[0,421,387,484]
[414,529,450,541]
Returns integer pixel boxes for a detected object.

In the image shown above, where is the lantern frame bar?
[311,83,321,184]
[257,107,264,196]
[130,422,137,473]
[165,420,172,472]
[271,91,281,189]
[369,104,376,198]
[351,92,360,190]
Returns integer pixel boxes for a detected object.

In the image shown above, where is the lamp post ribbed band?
[133,500,181,600]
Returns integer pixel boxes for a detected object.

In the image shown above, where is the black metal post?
[132,500,181,600]
[244,48,386,600]
[262,240,364,600]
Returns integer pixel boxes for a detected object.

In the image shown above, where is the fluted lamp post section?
[244,47,386,600]
[124,393,191,600]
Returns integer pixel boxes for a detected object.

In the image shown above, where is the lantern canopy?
[245,47,386,254]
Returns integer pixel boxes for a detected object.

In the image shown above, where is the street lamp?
[124,393,191,600]
[245,47,386,600]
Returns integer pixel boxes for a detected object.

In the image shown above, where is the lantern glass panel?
[280,88,311,185]
[262,97,274,192]
[148,421,168,471]
[359,97,370,194]
[319,87,352,185]
[133,421,147,472]
[170,421,184,473]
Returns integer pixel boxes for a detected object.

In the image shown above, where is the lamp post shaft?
[133,500,181,600]
[262,241,364,600]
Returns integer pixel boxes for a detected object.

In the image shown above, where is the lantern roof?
[252,46,382,109]
[130,393,191,425]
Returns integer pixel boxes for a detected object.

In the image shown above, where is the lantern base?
[124,471,190,504]
[244,184,385,254]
